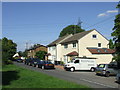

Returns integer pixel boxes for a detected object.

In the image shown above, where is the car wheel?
[36,65,39,68]
[34,65,36,67]
[41,66,45,69]
[90,68,95,72]
[105,72,110,77]
[70,67,75,72]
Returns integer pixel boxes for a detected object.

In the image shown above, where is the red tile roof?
[66,51,78,56]
[87,48,115,54]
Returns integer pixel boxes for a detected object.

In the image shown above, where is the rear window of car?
[44,61,53,64]
[98,64,105,68]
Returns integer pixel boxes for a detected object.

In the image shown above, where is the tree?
[35,51,47,60]
[109,39,114,49]
[18,50,27,57]
[111,2,120,68]
[59,25,85,37]
[2,37,17,65]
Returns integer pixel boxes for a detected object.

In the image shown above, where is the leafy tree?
[109,39,114,49]
[2,37,17,65]
[59,25,85,37]
[111,2,120,68]
[18,50,27,57]
[35,51,47,60]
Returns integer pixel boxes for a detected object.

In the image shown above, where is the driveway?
[14,62,119,89]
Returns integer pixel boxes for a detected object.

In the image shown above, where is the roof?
[47,34,72,46]
[87,48,115,54]
[27,44,47,51]
[66,51,78,56]
[60,30,94,44]
[45,53,51,56]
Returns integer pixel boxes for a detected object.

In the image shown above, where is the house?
[27,44,47,58]
[47,29,115,64]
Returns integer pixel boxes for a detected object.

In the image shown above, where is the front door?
[64,55,68,64]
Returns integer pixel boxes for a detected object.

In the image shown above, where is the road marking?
[81,78,116,88]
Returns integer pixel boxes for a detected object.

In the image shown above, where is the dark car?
[37,60,55,69]
[16,59,23,63]
[24,58,34,66]
[32,59,43,67]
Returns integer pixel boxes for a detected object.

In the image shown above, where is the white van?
[64,57,97,72]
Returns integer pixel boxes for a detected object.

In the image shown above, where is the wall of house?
[92,54,114,64]
[78,30,113,64]
[56,44,62,61]
[61,42,78,62]
[35,46,47,52]
[48,46,57,61]
[78,30,109,57]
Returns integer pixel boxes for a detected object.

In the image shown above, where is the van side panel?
[75,59,97,70]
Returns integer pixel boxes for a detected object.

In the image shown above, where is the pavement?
[14,62,120,89]
[55,65,64,70]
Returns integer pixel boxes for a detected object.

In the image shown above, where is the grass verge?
[2,64,90,89]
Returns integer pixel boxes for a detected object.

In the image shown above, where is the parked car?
[37,60,55,69]
[32,59,43,67]
[24,58,34,66]
[95,64,118,77]
[16,59,23,63]
[64,57,97,72]
[116,69,120,83]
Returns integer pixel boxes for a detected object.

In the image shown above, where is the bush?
[60,61,65,66]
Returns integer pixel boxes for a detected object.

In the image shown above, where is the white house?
[48,29,115,64]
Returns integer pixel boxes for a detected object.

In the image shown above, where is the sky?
[2,2,119,51]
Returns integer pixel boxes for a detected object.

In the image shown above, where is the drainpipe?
[77,41,79,57]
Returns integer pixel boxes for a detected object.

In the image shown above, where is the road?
[14,62,120,89]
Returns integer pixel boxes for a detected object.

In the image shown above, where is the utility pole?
[25,42,28,50]
[73,25,76,35]
[77,17,82,28]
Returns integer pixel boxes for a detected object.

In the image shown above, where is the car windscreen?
[98,64,105,68]
[44,61,53,64]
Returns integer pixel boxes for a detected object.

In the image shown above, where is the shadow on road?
[2,71,20,85]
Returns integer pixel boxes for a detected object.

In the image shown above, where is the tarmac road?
[14,62,120,89]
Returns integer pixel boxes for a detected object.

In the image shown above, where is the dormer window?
[104,49,107,52]
[92,35,97,38]
[97,49,101,53]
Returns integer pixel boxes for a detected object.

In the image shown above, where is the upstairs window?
[73,43,76,48]
[92,35,97,39]
[64,44,68,49]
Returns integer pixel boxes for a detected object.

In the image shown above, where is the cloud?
[97,10,118,18]
[106,10,118,13]
[97,13,107,17]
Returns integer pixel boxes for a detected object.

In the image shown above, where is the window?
[64,44,68,48]
[97,49,101,53]
[92,35,97,38]
[97,64,105,68]
[74,60,79,63]
[52,46,56,50]
[104,49,107,52]
[73,43,76,48]
[98,43,101,47]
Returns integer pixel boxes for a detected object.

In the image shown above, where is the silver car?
[95,64,118,77]
[116,69,120,83]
